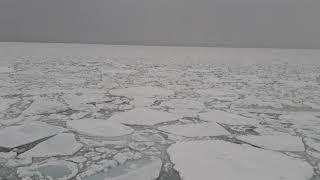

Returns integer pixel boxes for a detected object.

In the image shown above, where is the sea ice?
[199,110,259,125]
[19,133,83,158]
[158,123,230,137]
[0,121,66,148]
[67,119,134,137]
[109,86,174,98]
[168,140,313,180]
[107,108,180,125]
[238,135,305,151]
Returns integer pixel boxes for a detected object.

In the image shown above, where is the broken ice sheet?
[19,133,83,158]
[238,135,305,151]
[158,123,230,137]
[67,119,134,137]
[0,121,66,148]
[168,140,313,180]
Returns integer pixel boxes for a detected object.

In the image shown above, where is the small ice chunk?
[168,140,313,180]
[109,86,174,98]
[0,121,66,148]
[108,108,180,125]
[159,123,230,137]
[67,119,134,137]
[199,110,259,125]
[19,133,83,158]
[238,135,305,151]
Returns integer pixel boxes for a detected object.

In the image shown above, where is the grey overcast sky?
[1,0,320,49]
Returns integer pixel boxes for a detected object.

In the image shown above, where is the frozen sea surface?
[0,42,320,180]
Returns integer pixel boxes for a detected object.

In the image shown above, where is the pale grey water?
[36,165,72,178]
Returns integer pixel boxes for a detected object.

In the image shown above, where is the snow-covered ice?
[0,121,66,148]
[107,108,180,125]
[19,133,83,158]
[1,43,320,179]
[67,119,134,137]
[238,135,305,151]
[168,140,313,180]
[158,123,230,137]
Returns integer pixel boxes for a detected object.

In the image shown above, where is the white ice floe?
[160,99,204,117]
[23,97,67,115]
[107,108,180,125]
[158,123,230,137]
[19,133,83,158]
[199,110,259,125]
[67,119,134,137]
[109,86,174,98]
[238,135,305,151]
[83,157,162,180]
[0,121,66,148]
[168,140,313,180]
[0,66,14,73]
[17,159,78,180]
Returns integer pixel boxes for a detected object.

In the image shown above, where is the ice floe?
[108,108,180,125]
[67,119,134,137]
[158,123,230,137]
[0,121,66,148]
[19,133,83,158]
[199,110,259,125]
[168,140,313,180]
[238,135,305,151]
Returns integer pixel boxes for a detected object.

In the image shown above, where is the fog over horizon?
[1,0,320,49]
